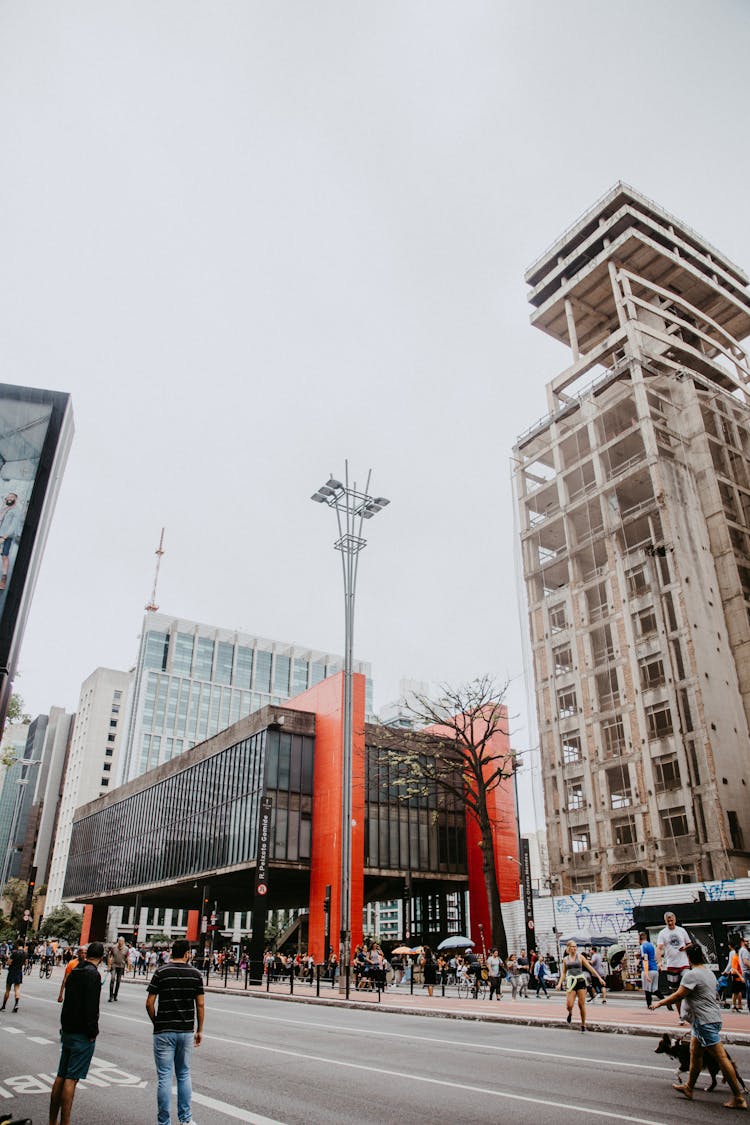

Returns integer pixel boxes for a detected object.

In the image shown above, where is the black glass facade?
[364,742,466,875]
[64,726,315,899]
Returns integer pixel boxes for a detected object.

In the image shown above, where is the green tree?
[1,877,29,926]
[1,692,32,766]
[379,676,515,957]
[37,906,83,944]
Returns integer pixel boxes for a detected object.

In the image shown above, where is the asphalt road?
[1,969,748,1124]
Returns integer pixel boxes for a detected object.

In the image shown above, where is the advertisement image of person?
[48,940,105,1125]
[0,491,22,591]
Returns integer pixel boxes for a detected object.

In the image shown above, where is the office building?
[513,184,750,892]
[45,668,130,913]
[118,612,373,783]
[0,709,73,887]
[0,384,73,730]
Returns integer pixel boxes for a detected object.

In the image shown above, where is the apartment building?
[513,183,750,892]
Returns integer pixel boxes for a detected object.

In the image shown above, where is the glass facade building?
[65,722,315,899]
[119,612,372,783]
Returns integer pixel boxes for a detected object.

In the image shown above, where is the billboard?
[0,384,73,727]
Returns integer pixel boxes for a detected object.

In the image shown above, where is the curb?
[192,982,750,1046]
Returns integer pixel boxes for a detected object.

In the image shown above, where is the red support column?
[80,902,108,943]
[186,910,200,943]
[284,671,366,964]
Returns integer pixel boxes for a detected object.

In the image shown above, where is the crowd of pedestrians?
[1,915,749,1121]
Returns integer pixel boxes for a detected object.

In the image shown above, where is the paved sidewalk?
[116,971,750,1045]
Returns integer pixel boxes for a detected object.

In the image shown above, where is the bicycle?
[40,957,53,979]
[22,958,33,976]
[457,972,489,1000]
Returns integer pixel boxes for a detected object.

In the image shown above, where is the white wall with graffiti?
[501,877,750,960]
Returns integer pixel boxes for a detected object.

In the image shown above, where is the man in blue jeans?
[146,939,204,1125]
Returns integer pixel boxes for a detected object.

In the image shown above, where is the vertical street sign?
[403,868,412,941]
[255,795,273,898]
[521,838,537,953]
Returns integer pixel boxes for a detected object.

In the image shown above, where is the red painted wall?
[427,706,519,952]
[186,910,200,943]
[80,901,108,943]
[283,671,366,962]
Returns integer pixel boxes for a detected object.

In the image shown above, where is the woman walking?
[556,940,605,1032]
[651,943,746,1110]
[421,946,437,998]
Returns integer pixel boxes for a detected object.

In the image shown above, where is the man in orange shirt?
[58,947,86,1004]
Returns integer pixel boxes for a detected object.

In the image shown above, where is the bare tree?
[379,675,515,957]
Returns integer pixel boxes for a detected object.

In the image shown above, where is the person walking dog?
[651,942,746,1110]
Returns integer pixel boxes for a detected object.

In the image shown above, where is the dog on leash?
[655,1033,747,1093]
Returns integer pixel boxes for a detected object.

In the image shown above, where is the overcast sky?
[1,1,749,829]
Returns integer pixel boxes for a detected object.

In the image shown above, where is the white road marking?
[27,1035,52,1044]
[185,1088,286,1123]
[1,1026,24,1034]
[214,1032,669,1125]
[25,993,682,1076]
[205,1003,679,1073]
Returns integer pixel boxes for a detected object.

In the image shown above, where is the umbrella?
[391,946,414,956]
[437,935,475,951]
[560,932,618,948]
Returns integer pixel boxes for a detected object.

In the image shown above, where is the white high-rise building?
[45,668,130,912]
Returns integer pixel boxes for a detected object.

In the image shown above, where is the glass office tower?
[119,612,373,783]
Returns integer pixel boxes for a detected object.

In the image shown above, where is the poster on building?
[0,398,52,608]
[0,384,73,731]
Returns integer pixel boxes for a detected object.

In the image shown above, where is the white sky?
[2,1,749,828]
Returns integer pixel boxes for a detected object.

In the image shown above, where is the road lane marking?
[199,1004,681,1073]
[185,1089,285,1123]
[1,1027,23,1034]
[213,1033,668,1124]
[27,1036,52,1044]
[23,992,696,1085]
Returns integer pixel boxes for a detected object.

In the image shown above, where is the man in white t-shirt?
[656,911,692,1020]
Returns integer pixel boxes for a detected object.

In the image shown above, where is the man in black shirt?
[146,938,204,1125]
[48,940,104,1125]
[1,940,26,1012]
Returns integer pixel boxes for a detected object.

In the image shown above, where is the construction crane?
[145,528,165,613]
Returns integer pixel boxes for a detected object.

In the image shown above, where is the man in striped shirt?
[146,939,204,1125]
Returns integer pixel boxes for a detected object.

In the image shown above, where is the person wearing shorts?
[639,930,661,1009]
[1,940,26,1012]
[656,911,692,1022]
[49,940,104,1125]
[651,943,746,1110]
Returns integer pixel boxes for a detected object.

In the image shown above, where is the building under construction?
[513,183,750,893]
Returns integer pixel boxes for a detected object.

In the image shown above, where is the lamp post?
[311,463,390,973]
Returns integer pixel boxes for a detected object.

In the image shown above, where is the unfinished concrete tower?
[513,184,750,892]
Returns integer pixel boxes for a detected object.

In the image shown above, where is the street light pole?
[311,464,390,974]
